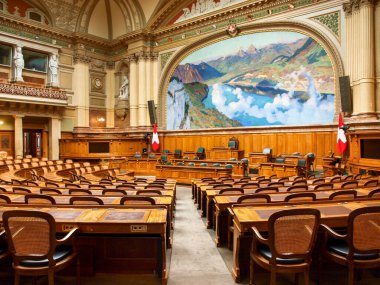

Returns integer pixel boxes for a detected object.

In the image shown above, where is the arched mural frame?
[157,21,345,130]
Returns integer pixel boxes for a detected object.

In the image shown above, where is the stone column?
[106,61,115,128]
[145,54,153,125]
[344,0,376,118]
[137,52,147,126]
[72,54,91,127]
[152,54,159,125]
[14,115,23,158]
[48,117,61,160]
[128,55,138,127]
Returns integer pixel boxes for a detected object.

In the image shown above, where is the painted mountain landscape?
[166,31,335,130]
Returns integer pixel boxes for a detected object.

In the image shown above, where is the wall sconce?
[97,117,105,122]
[0,120,4,125]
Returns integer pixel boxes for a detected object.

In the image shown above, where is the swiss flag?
[337,112,347,154]
[152,123,160,152]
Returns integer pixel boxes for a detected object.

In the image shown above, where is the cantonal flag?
[337,112,347,154]
[152,123,160,152]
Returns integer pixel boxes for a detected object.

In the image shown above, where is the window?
[29,11,42,22]
[0,43,11,66]
[23,49,47,72]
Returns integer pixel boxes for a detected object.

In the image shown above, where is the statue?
[119,76,129,99]
[48,54,59,86]
[13,45,24,81]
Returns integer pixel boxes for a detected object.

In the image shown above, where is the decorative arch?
[157,21,344,130]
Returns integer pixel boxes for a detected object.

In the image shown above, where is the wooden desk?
[0,205,168,284]
[207,148,244,161]
[155,165,232,184]
[230,199,380,282]
[259,162,301,178]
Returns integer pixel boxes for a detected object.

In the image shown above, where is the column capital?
[124,54,138,63]
[345,0,376,13]
[73,53,92,64]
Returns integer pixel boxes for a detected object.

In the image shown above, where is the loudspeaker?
[147,100,157,125]
[339,76,352,113]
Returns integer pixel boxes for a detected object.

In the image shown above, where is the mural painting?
[166,31,335,130]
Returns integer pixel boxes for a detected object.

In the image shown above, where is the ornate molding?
[73,53,92,64]
[0,83,67,100]
[311,11,340,39]
[160,51,176,70]
[344,0,376,14]
[124,55,138,63]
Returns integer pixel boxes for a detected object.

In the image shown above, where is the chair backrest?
[88,184,106,189]
[65,183,81,189]
[268,182,284,187]
[341,181,358,189]
[314,183,334,190]
[12,187,31,194]
[40,188,62,195]
[364,179,379,187]
[102,189,127,196]
[329,190,357,201]
[212,184,232,189]
[237,194,271,203]
[241,182,260,189]
[69,196,104,205]
[145,184,165,189]
[368,188,380,198]
[25,194,56,205]
[136,190,163,196]
[45,181,59,188]
[267,208,320,261]
[287,185,308,192]
[312,178,325,185]
[284,192,316,202]
[228,137,238,149]
[218,188,244,195]
[0,194,11,204]
[330,176,341,183]
[3,210,57,266]
[120,196,156,205]
[346,206,380,255]
[0,186,7,192]
[69,189,92,195]
[255,187,279,194]
[292,179,307,186]
[116,184,136,190]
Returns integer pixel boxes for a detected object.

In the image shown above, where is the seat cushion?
[257,244,305,265]
[327,239,380,260]
[19,245,73,267]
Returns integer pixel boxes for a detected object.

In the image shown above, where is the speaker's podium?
[206,137,244,161]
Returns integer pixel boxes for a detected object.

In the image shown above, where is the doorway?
[23,129,42,158]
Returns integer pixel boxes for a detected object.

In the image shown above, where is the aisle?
[168,186,235,285]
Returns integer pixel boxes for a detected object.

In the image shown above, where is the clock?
[93,78,103,89]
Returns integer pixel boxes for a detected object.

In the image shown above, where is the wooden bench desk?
[230,199,380,282]
[0,205,168,284]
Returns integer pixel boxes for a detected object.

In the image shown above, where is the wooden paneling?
[0,131,14,158]
[161,130,336,169]
[59,139,146,159]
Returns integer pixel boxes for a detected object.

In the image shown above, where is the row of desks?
[0,204,169,283]
[230,199,380,281]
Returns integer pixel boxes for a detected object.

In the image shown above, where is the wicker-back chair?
[2,210,80,285]
[320,206,380,285]
[69,196,104,205]
[250,208,320,285]
[328,190,357,201]
[120,196,156,205]
[284,192,316,203]
[25,194,56,205]
[136,190,163,196]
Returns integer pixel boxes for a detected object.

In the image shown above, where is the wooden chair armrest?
[320,224,346,239]
[57,227,80,244]
[251,226,269,245]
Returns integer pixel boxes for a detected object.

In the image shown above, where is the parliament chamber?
[0,0,380,285]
